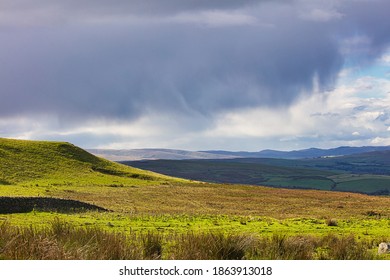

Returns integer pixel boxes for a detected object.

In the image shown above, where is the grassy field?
[1,138,390,259]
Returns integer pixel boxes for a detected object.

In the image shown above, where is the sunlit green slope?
[0,138,176,187]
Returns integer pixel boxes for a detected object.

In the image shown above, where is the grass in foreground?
[0,218,386,260]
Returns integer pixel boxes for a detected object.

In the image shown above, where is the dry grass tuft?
[171,232,253,260]
[326,218,338,227]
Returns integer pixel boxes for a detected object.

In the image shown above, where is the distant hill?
[0,138,172,186]
[88,145,390,161]
[87,148,235,161]
[202,146,390,159]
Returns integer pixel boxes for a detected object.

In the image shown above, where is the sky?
[1,0,390,151]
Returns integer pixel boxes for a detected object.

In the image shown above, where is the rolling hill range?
[124,150,390,195]
[201,146,390,159]
[88,145,390,161]
[87,148,235,161]
[0,137,389,217]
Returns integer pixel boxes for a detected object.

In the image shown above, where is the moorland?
[1,138,390,260]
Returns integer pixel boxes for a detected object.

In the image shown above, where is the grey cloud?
[71,0,263,15]
[0,0,267,20]
[349,1,390,47]
[0,21,341,120]
[337,0,390,60]
[0,0,390,126]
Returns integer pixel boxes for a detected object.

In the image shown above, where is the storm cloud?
[1,0,390,149]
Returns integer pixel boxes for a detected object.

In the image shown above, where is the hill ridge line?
[87,145,390,161]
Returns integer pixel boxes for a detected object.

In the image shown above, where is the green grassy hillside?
[0,138,175,187]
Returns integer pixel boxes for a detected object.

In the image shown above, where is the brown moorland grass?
[47,182,390,219]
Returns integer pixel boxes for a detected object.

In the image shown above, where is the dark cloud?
[1,0,266,16]
[73,0,263,15]
[0,0,390,126]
